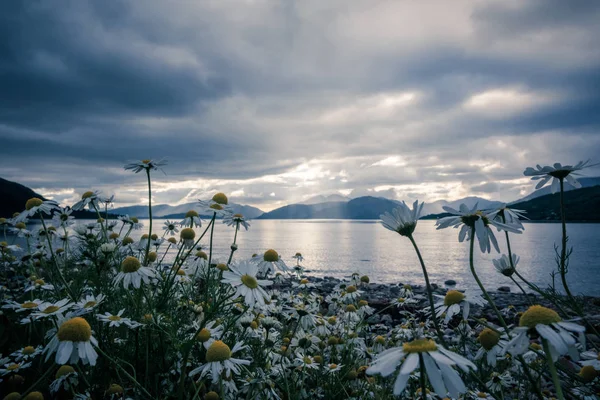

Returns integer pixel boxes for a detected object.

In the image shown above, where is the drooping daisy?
[188,340,250,383]
[290,331,320,353]
[380,200,424,237]
[162,220,179,236]
[113,256,155,289]
[367,338,476,398]
[503,305,585,361]
[493,254,519,277]
[195,321,225,349]
[474,328,507,367]
[124,158,167,174]
[222,260,272,307]
[98,309,142,329]
[292,278,316,290]
[198,193,233,218]
[179,228,196,249]
[223,213,250,231]
[44,316,98,366]
[180,210,202,228]
[72,191,101,211]
[486,204,527,229]
[14,198,59,223]
[73,294,106,315]
[434,289,485,323]
[255,249,289,276]
[50,365,79,394]
[523,160,594,193]
[436,203,523,253]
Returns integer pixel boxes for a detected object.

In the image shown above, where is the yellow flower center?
[141,234,149,240]
[55,365,75,379]
[375,336,386,345]
[444,290,465,306]
[3,393,21,400]
[329,363,338,369]
[81,191,95,199]
[22,346,35,355]
[205,340,231,362]
[303,356,312,364]
[210,204,223,210]
[314,355,323,364]
[212,193,228,205]
[122,237,134,245]
[21,302,38,309]
[185,210,199,218]
[43,305,60,314]
[106,384,124,394]
[109,232,119,239]
[360,275,370,283]
[195,251,207,259]
[397,297,406,303]
[264,249,279,262]
[7,363,20,371]
[131,217,139,223]
[141,159,151,164]
[180,228,196,241]
[478,329,500,351]
[358,300,368,307]
[402,339,438,354]
[147,252,157,262]
[530,343,542,351]
[328,317,337,325]
[300,278,309,285]
[233,213,244,219]
[34,279,45,285]
[345,304,357,313]
[25,198,43,210]
[216,263,228,271]
[83,301,97,308]
[205,392,220,400]
[241,274,258,289]
[23,392,44,400]
[168,237,177,244]
[403,284,412,290]
[121,256,141,273]
[346,285,357,293]
[519,305,561,328]
[477,393,488,398]
[108,315,121,321]
[15,222,27,229]
[579,365,598,383]
[197,328,211,342]
[57,317,92,342]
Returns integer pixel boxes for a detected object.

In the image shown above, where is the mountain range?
[110,203,264,219]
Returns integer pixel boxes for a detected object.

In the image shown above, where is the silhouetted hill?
[258,197,403,219]
[0,177,47,218]
[112,203,264,219]
[511,177,600,203]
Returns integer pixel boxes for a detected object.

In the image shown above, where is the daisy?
[50,365,79,394]
[3,299,43,313]
[195,321,225,349]
[73,294,106,315]
[222,260,272,307]
[393,296,419,309]
[486,371,514,393]
[14,198,59,223]
[124,158,168,174]
[72,191,101,211]
[523,160,594,194]
[113,256,155,289]
[295,355,320,370]
[434,289,485,323]
[44,316,98,366]
[474,328,507,367]
[493,254,519,277]
[398,284,415,298]
[11,345,43,361]
[11,222,31,237]
[503,305,585,361]
[180,210,202,228]
[327,363,343,374]
[486,204,527,229]
[24,298,72,322]
[198,193,232,218]
[98,309,142,329]
[0,361,32,376]
[162,220,179,236]
[179,228,196,249]
[435,203,522,253]
[223,213,250,231]
[24,278,55,292]
[341,285,363,303]
[580,349,600,369]
[290,331,320,353]
[366,338,476,398]
[292,278,316,290]
[188,340,250,383]
[292,252,304,264]
[380,200,424,237]
[255,249,289,276]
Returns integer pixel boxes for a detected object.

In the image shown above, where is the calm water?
[25,219,600,295]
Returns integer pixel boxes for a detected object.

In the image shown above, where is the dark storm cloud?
[1,0,599,210]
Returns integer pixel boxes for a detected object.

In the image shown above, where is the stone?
[497,286,511,293]
[444,279,457,286]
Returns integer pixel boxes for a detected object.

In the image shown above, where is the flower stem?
[208,211,216,267]
[558,179,574,300]
[418,354,427,400]
[408,234,446,345]
[227,223,240,265]
[542,338,565,400]
[40,215,75,301]
[144,168,153,265]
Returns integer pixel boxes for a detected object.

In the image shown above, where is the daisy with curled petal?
[436,203,523,253]
[44,316,99,366]
[503,305,585,362]
[493,253,519,277]
[113,256,155,289]
[223,213,250,231]
[14,197,60,223]
[195,320,225,350]
[162,220,179,236]
[523,160,595,194]
[222,259,272,307]
[124,158,168,174]
[98,309,142,329]
[434,289,485,323]
[72,191,101,211]
[188,340,250,383]
[254,249,290,276]
[380,200,424,237]
[366,338,476,398]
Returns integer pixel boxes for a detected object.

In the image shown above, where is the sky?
[1,0,600,212]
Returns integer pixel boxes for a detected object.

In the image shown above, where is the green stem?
[144,168,153,265]
[408,234,446,345]
[40,215,75,301]
[509,276,533,306]
[227,223,240,265]
[208,212,216,267]
[418,354,427,400]
[542,338,565,400]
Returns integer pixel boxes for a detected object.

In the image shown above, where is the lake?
[22,219,600,296]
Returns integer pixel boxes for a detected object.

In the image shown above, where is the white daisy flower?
[195,321,225,350]
[124,158,167,174]
[523,160,595,194]
[327,363,343,374]
[493,254,519,277]
[380,200,424,237]
[162,220,179,236]
[292,252,304,263]
[290,331,320,353]
[72,190,101,211]
[474,328,508,367]
[222,260,272,307]
[580,349,600,369]
[223,213,250,231]
[503,305,585,362]
[73,294,106,315]
[98,309,142,329]
[23,298,72,323]
[434,289,485,323]
[50,365,79,394]
[180,210,202,228]
[14,198,59,223]
[0,361,32,376]
[292,278,316,290]
[44,316,99,366]
[3,299,43,312]
[24,278,55,292]
[11,345,43,362]
[179,228,196,249]
[436,203,523,253]
[486,204,527,230]
[341,285,363,303]
[367,338,476,398]
[113,256,155,289]
[198,193,233,218]
[254,249,289,276]
[295,355,320,370]
[188,340,250,383]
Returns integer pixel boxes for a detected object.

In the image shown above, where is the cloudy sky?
[1,0,599,211]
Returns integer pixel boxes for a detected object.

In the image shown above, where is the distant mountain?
[0,177,48,218]
[111,202,264,219]
[299,194,350,205]
[511,177,600,204]
[421,197,504,216]
[509,185,600,221]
